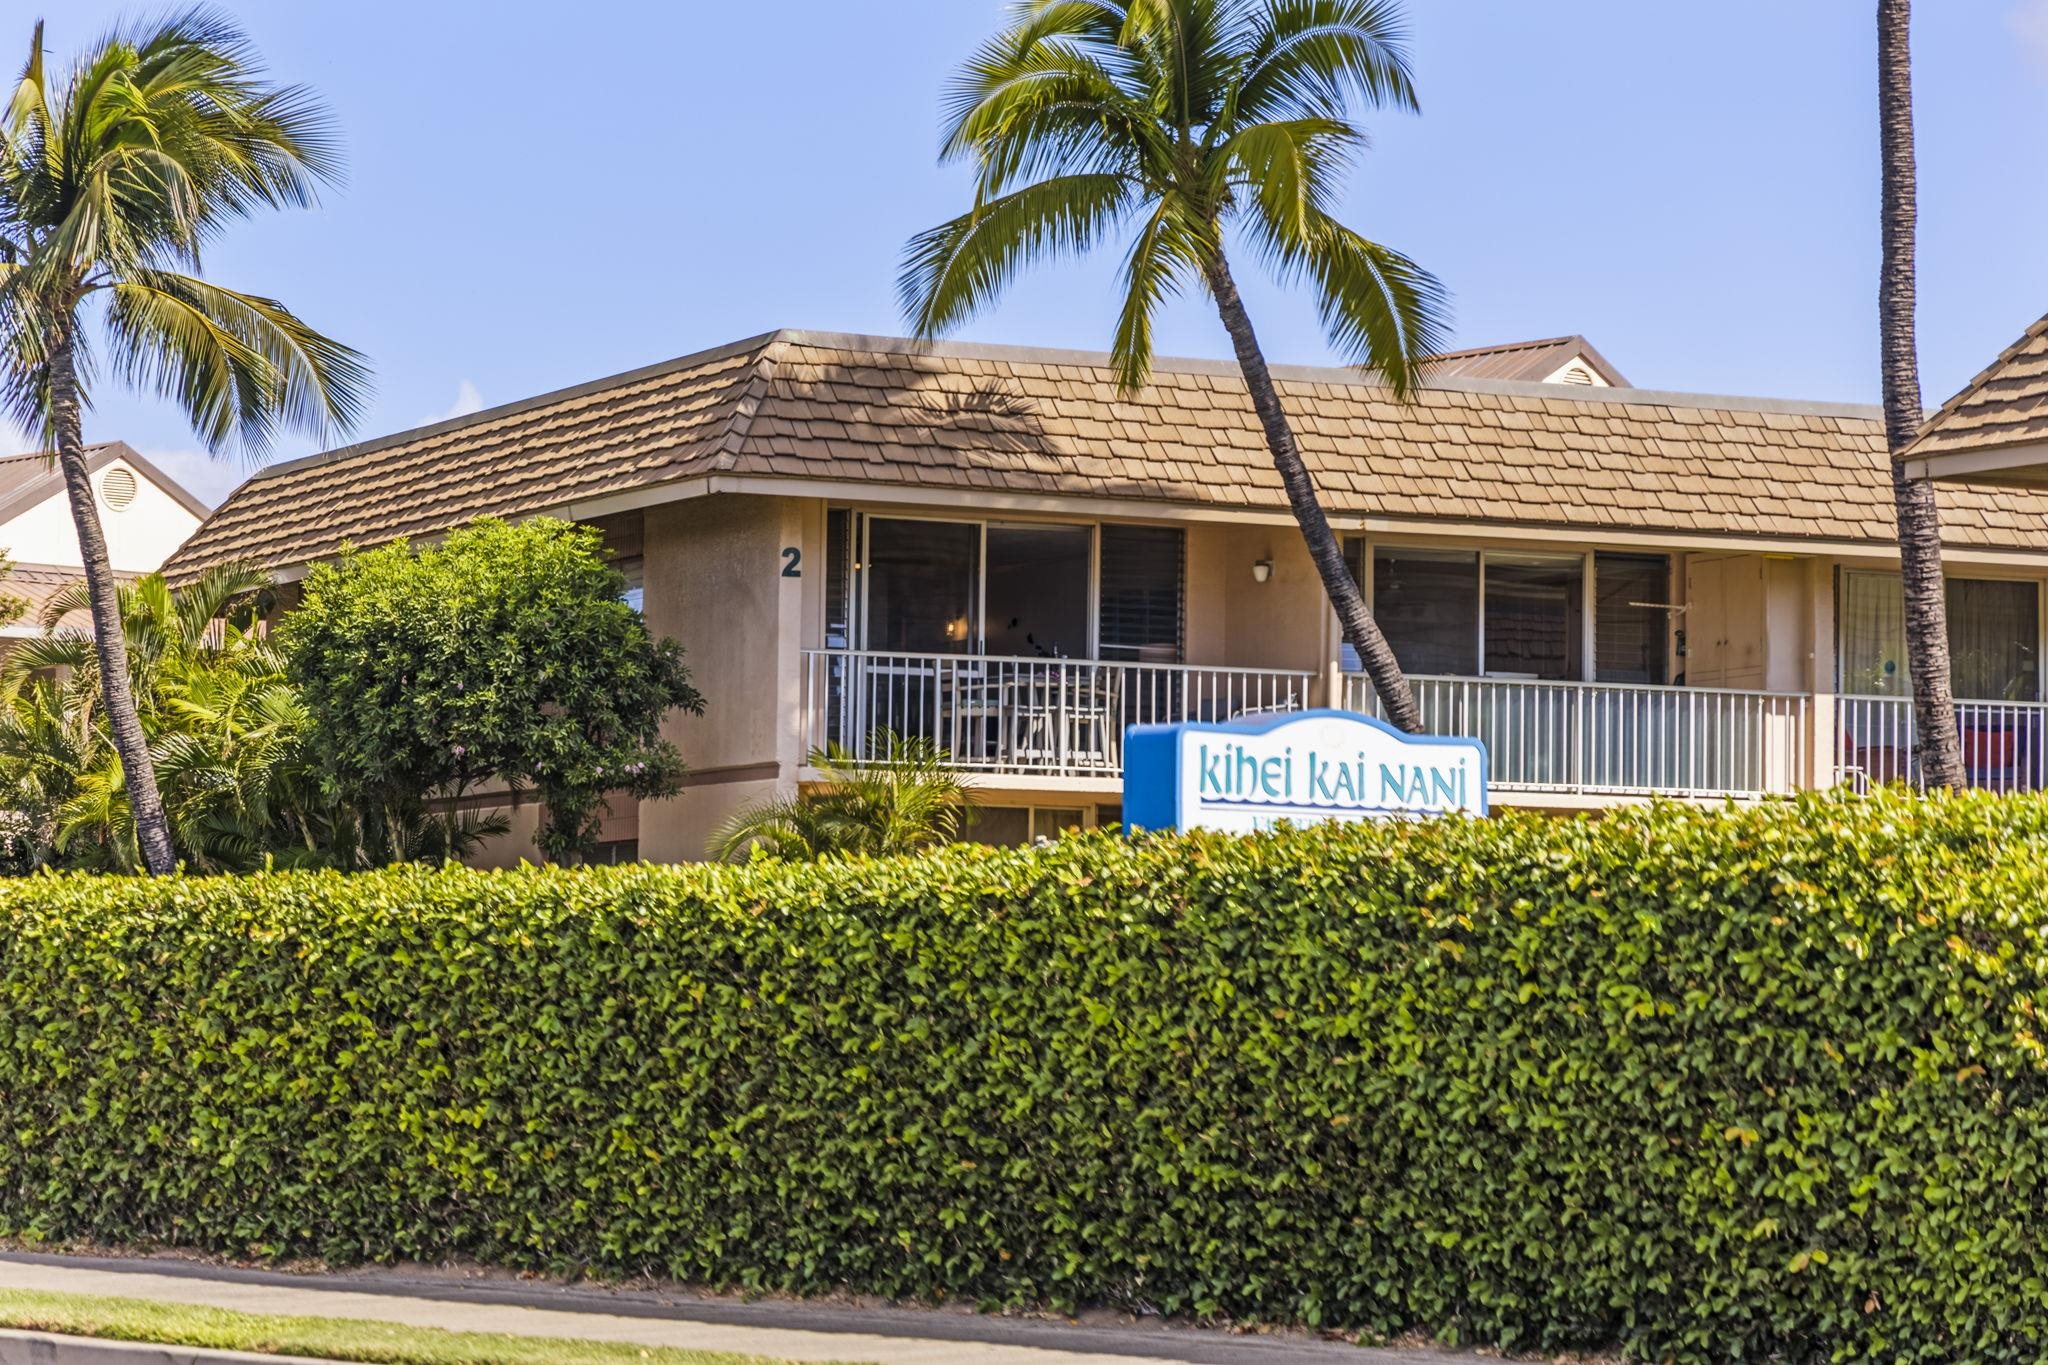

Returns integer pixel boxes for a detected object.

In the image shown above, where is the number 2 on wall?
[781,547,802,578]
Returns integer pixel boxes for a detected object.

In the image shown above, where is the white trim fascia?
[1903,441,2048,485]
[253,471,2048,583]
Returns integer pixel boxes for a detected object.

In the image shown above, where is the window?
[1351,546,1662,683]
[865,518,980,653]
[1595,554,1671,684]
[968,807,1087,847]
[986,523,1091,658]
[591,839,639,865]
[1098,525,1184,662]
[1484,553,1584,680]
[617,557,645,614]
[1842,572,2040,700]
[824,508,855,649]
[827,514,1186,663]
[1370,547,1480,675]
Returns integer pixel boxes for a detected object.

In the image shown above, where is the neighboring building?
[0,443,210,636]
[162,330,2048,863]
[1428,335,1627,388]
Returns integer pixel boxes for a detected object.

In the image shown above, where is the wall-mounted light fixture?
[1251,559,1274,584]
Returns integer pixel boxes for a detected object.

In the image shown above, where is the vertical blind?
[1097,524,1184,661]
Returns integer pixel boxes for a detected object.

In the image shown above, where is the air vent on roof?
[100,466,138,511]
[1554,362,1598,386]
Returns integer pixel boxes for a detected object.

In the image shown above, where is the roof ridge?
[1430,335,1581,359]
[768,329,1869,418]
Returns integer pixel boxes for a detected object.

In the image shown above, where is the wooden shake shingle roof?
[165,329,2048,578]
[1908,313,2048,461]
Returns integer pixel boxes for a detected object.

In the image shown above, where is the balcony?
[1342,674,1813,799]
[1835,695,2048,792]
[800,650,1316,781]
[798,651,2048,803]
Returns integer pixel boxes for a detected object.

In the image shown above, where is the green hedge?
[0,792,2045,1360]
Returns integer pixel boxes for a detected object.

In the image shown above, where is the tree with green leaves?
[0,10,368,873]
[0,565,306,871]
[903,0,1447,731]
[712,732,977,861]
[280,517,705,865]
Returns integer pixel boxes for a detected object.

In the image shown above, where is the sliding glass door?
[1357,544,1653,684]
[826,512,1185,663]
[864,517,980,654]
[985,523,1092,659]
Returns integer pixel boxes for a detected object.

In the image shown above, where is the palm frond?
[1235,0,1418,125]
[1110,196,1205,390]
[712,731,976,861]
[901,174,1135,338]
[1245,199,1448,396]
[910,0,1441,393]
[105,269,368,455]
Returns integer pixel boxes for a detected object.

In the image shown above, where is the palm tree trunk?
[48,330,179,873]
[1202,248,1423,733]
[1877,0,1963,790]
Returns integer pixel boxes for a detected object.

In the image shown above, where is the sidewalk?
[0,1254,1487,1365]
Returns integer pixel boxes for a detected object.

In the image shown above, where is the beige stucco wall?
[636,494,808,863]
[468,800,542,870]
[1215,526,1337,674]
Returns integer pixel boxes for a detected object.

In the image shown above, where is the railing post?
[1807,691,1835,791]
[1570,685,1586,794]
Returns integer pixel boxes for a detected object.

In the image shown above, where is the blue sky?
[23,1,2048,505]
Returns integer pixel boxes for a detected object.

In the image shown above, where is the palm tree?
[1876,0,1962,789]
[902,0,1448,731]
[0,565,301,871]
[0,11,368,873]
[712,733,977,860]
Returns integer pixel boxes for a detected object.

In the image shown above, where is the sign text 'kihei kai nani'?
[1122,710,1488,834]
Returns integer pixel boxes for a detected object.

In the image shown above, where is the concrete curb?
[0,1329,333,1365]
[0,1252,1491,1364]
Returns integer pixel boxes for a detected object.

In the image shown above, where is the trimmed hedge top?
[1,791,2046,1360]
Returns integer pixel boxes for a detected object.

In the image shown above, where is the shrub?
[0,791,2044,1360]
[279,518,704,864]
[711,732,977,861]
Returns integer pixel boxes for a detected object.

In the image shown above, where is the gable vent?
[1555,362,1598,386]
[100,466,138,511]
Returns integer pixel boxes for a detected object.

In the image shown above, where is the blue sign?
[1123,709,1488,833]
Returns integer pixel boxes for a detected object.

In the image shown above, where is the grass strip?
[0,1286,848,1364]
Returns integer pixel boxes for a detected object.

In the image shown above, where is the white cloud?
[2012,0,2048,69]
[426,380,485,425]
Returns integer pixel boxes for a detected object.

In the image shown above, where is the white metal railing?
[1343,673,1812,798]
[1835,695,2048,793]
[801,650,1316,779]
